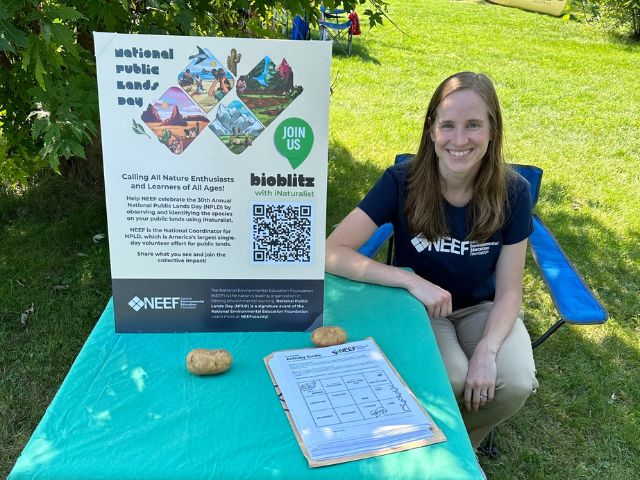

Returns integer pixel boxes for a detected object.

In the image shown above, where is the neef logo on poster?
[128,296,180,312]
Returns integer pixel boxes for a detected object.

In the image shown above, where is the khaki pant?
[430,302,539,448]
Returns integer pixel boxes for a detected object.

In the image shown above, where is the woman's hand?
[463,342,497,412]
[461,240,528,412]
[406,275,452,319]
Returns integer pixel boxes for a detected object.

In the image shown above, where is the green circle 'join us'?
[274,118,314,169]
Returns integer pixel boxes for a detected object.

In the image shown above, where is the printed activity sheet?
[266,339,445,464]
[299,369,411,427]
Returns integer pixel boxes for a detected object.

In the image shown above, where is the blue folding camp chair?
[319,5,353,55]
[358,153,608,344]
[358,153,609,455]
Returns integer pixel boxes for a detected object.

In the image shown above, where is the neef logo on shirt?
[411,235,499,256]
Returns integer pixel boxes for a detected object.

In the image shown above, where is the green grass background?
[2,1,640,478]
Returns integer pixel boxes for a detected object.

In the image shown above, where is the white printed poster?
[94,32,331,332]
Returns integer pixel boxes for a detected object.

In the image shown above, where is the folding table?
[9,274,482,479]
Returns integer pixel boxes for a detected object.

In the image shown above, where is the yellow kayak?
[488,0,567,16]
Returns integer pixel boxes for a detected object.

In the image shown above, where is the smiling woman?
[325,71,538,449]
[430,89,491,198]
[406,73,508,243]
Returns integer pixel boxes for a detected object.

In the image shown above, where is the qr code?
[251,203,313,263]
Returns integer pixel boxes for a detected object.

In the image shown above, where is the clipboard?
[263,337,447,467]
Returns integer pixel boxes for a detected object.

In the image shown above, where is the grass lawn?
[2,1,640,478]
[327,1,639,478]
[0,178,112,477]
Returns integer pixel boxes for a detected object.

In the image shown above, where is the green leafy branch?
[132,119,151,139]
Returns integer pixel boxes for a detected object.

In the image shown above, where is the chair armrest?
[318,19,352,30]
[529,214,608,325]
[358,223,393,258]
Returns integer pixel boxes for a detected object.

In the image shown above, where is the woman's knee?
[495,323,538,406]
[494,375,537,411]
[430,316,469,397]
[444,362,468,398]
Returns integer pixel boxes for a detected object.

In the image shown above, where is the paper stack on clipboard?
[264,338,446,467]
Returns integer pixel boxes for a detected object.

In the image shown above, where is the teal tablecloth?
[9,274,482,479]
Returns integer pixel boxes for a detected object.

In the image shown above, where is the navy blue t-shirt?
[359,161,533,311]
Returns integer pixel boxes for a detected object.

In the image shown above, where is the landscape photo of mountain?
[141,87,209,154]
[209,99,265,154]
[236,55,303,128]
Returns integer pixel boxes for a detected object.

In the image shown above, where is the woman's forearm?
[476,240,528,355]
[325,207,452,317]
[325,244,416,290]
[326,242,453,318]
[478,290,522,355]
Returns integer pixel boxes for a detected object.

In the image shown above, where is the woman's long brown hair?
[404,72,509,243]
